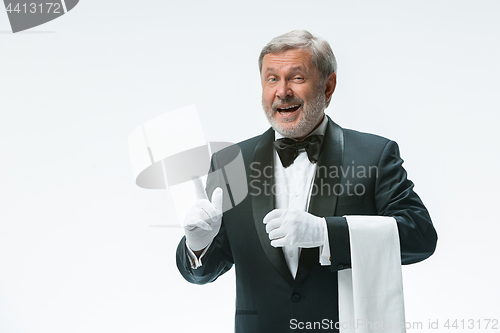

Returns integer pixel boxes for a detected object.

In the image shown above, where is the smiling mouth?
[277,104,301,114]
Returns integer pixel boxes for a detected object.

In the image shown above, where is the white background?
[1,1,499,332]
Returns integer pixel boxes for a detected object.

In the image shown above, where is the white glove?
[263,209,327,248]
[183,177,223,252]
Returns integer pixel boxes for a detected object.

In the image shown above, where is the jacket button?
[291,293,301,302]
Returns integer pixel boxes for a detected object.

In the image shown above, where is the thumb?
[211,187,224,214]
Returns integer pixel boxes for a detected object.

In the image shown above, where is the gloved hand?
[263,209,327,248]
[183,177,223,252]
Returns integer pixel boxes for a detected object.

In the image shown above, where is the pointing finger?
[192,176,208,201]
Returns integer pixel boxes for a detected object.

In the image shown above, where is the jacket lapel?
[308,117,344,218]
[295,117,344,285]
[251,127,295,285]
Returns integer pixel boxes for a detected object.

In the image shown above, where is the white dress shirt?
[274,115,331,278]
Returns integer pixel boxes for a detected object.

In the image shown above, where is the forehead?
[262,48,314,73]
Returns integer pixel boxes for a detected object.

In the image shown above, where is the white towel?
[338,216,406,333]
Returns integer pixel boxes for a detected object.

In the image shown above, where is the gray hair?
[258,29,337,80]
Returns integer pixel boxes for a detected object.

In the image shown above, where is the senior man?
[176,30,437,332]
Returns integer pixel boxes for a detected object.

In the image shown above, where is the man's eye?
[268,78,277,82]
[293,76,304,81]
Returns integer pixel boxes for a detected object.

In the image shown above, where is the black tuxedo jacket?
[176,117,437,333]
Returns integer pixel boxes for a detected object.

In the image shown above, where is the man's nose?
[276,81,292,99]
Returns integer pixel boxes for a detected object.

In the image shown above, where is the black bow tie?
[273,135,324,168]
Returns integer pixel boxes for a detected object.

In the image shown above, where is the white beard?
[263,89,326,139]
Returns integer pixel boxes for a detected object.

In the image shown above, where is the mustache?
[272,97,303,111]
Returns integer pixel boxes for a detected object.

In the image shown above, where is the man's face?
[261,48,333,139]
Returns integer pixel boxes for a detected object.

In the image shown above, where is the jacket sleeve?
[375,140,437,264]
[175,153,234,285]
[325,140,438,271]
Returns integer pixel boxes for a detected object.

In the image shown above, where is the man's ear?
[324,72,337,102]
